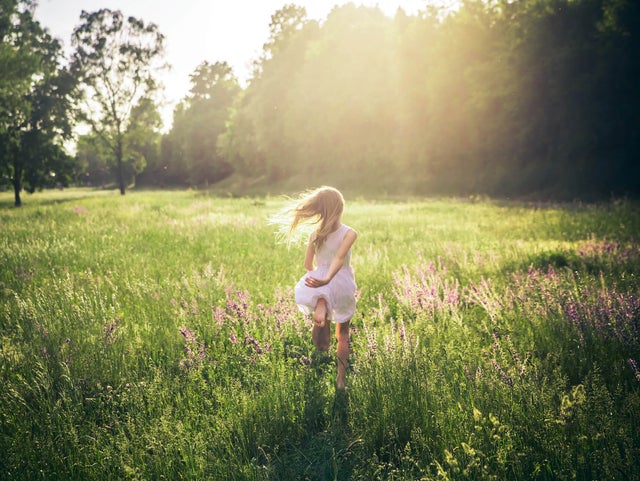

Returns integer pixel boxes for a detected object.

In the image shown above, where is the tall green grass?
[1,189,639,480]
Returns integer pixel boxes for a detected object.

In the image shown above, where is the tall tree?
[223,5,316,181]
[165,61,240,186]
[76,90,163,188]
[288,4,399,183]
[70,8,166,195]
[219,0,640,198]
[125,97,162,186]
[75,133,111,187]
[0,0,76,206]
[594,0,640,194]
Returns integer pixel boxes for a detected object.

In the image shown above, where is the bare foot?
[314,298,327,327]
[313,299,330,351]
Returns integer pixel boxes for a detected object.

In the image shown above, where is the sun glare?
[35,0,460,132]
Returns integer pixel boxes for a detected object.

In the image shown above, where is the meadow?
[1,188,639,480]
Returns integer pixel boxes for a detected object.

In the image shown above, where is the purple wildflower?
[465,277,503,321]
[212,306,227,325]
[628,359,640,383]
[464,365,475,382]
[72,206,89,215]
[103,319,119,346]
[491,359,513,386]
[577,237,639,264]
[15,267,34,282]
[179,327,206,370]
[300,355,311,367]
[179,328,195,342]
[398,320,407,349]
[392,258,461,317]
[225,287,251,322]
[244,336,263,355]
[190,298,200,316]
[366,326,377,355]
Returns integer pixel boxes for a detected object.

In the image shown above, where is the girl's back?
[316,224,353,269]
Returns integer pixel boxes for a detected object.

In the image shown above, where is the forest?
[1,0,639,205]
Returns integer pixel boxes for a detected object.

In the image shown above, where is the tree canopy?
[210,0,639,198]
[157,61,240,187]
[4,0,639,201]
[0,0,76,206]
[70,8,165,195]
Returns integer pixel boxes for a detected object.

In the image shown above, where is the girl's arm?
[303,235,315,271]
[305,229,357,288]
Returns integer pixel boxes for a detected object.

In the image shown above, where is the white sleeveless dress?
[294,224,357,324]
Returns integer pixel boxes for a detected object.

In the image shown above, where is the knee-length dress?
[294,224,356,324]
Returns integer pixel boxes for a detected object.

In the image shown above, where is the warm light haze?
[35,0,436,128]
[21,0,638,199]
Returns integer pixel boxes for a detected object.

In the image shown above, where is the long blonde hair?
[275,186,344,248]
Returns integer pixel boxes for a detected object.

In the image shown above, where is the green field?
[1,189,639,480]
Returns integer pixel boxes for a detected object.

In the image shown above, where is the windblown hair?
[274,186,344,248]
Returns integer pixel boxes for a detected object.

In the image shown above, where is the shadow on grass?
[0,188,116,209]
[267,366,360,481]
[332,388,349,428]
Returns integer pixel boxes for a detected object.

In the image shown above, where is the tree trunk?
[13,166,22,207]
[116,139,125,195]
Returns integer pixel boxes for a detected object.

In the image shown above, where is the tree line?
[2,0,639,206]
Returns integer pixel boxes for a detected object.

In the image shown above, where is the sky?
[34,0,431,129]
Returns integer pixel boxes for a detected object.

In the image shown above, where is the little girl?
[280,186,357,390]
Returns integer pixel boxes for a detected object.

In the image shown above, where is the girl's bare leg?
[312,298,330,351]
[336,321,350,390]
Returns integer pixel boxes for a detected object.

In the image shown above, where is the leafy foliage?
[157,61,240,187]
[70,8,165,194]
[0,0,76,206]
[4,0,639,199]
[210,0,640,198]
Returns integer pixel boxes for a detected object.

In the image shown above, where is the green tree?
[289,4,400,184]
[77,98,162,187]
[0,0,76,206]
[220,0,640,198]
[165,61,240,186]
[124,97,162,186]
[70,8,166,195]
[74,133,111,186]
[593,0,640,195]
[222,5,317,182]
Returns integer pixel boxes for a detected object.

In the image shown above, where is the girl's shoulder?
[341,224,357,238]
